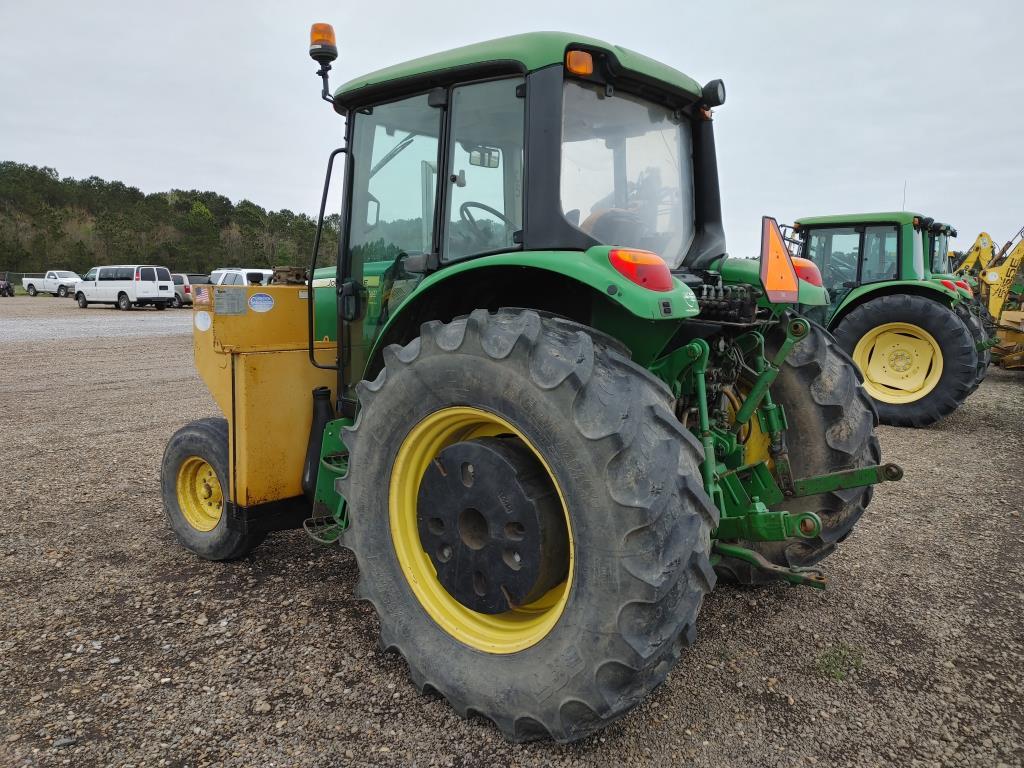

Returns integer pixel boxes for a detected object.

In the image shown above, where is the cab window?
[443,78,525,261]
[805,227,860,289]
[861,225,899,283]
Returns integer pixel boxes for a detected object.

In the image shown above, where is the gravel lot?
[1,298,1021,767]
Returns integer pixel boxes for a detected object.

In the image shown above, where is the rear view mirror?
[468,147,500,168]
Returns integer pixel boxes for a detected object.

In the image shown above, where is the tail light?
[955,279,973,297]
[939,279,957,292]
[184,284,191,294]
[134,269,141,281]
[792,256,823,287]
[608,249,674,292]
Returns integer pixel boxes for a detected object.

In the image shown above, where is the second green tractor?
[788,212,988,427]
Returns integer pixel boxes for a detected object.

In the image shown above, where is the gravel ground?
[1,300,1022,767]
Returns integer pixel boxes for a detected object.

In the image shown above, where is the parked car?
[22,270,82,297]
[75,265,175,310]
[171,273,211,307]
[209,267,274,286]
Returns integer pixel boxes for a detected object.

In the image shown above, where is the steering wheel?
[459,201,514,246]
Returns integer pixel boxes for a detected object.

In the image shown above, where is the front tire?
[834,295,977,427]
[76,292,88,309]
[57,285,68,297]
[339,309,717,743]
[161,418,265,560]
[955,305,990,394]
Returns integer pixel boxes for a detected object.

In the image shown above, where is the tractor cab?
[309,32,729,408]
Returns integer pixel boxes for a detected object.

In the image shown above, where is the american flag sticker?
[194,286,210,305]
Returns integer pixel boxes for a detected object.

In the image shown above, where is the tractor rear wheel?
[955,305,990,394]
[338,309,717,743]
[160,417,265,560]
[717,318,880,583]
[834,295,977,427]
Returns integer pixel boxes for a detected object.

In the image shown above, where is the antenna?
[902,180,907,210]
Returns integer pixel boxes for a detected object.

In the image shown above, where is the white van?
[75,265,176,310]
[209,268,274,286]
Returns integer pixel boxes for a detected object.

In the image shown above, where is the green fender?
[363,246,700,367]
[830,279,961,327]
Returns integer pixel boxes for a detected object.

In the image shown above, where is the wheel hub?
[416,436,568,614]
[886,347,914,373]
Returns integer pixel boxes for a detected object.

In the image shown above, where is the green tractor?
[161,29,899,742]
[789,212,984,427]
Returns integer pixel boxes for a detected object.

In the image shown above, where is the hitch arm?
[713,541,827,590]
[792,463,903,497]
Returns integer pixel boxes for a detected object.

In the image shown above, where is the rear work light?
[608,249,674,292]
[791,256,823,287]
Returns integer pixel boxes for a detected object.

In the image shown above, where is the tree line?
[0,161,339,275]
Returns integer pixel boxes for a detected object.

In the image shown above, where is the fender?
[712,256,831,306]
[362,246,700,373]
[829,280,960,330]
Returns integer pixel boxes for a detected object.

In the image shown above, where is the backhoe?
[954,227,1024,369]
[160,29,898,742]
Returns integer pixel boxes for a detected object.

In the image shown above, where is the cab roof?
[333,31,703,108]
[795,212,923,227]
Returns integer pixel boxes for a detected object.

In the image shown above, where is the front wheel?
[76,292,88,309]
[339,309,717,743]
[835,295,977,427]
[57,285,68,297]
[161,418,265,560]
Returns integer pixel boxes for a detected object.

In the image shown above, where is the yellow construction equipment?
[955,227,1024,369]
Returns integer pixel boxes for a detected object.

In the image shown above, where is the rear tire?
[156,302,166,311]
[955,304,990,394]
[26,285,37,296]
[834,295,977,427]
[76,292,88,309]
[161,418,265,560]
[117,292,131,311]
[339,309,717,743]
[717,318,879,582]
[172,295,183,308]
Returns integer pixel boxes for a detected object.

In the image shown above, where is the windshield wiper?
[370,134,415,178]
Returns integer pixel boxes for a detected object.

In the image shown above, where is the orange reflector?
[310,23,336,47]
[609,249,674,292]
[565,50,594,76]
[792,256,823,287]
[759,216,799,303]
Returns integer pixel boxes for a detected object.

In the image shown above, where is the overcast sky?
[2,0,1021,257]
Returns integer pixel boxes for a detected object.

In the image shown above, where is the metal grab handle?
[308,147,347,370]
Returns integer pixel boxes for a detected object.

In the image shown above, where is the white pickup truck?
[22,270,82,297]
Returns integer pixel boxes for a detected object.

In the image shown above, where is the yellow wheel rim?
[852,322,943,404]
[176,456,224,532]
[724,386,773,468]
[389,406,573,654]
